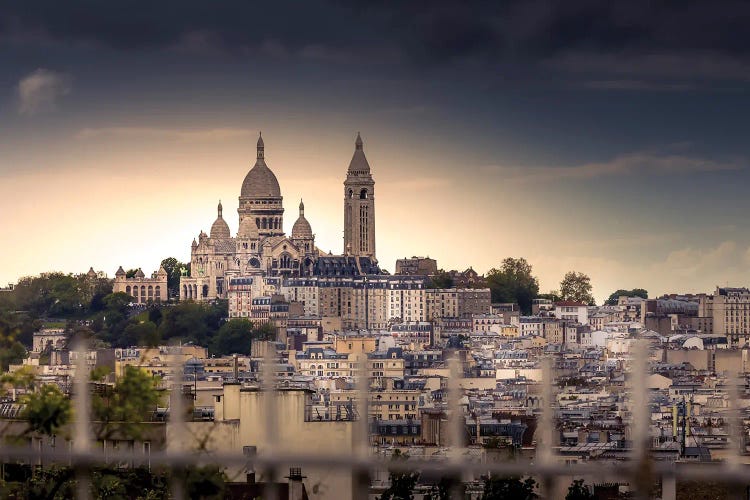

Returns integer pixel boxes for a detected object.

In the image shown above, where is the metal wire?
[4,336,749,499]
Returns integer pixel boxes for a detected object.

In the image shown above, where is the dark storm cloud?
[3,0,750,79]
[0,1,370,51]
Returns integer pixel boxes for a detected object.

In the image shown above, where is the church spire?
[257,132,264,160]
[217,200,223,218]
[299,199,304,216]
[347,132,370,174]
[343,133,376,259]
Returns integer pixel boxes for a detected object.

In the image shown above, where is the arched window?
[202,285,209,298]
[148,285,153,301]
[256,217,260,228]
[182,284,187,299]
[155,285,161,302]
[140,286,146,302]
[348,189,353,198]
[126,285,131,296]
[277,253,292,270]
[360,188,368,199]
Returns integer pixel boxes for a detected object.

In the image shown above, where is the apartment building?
[553,301,589,324]
[710,287,750,345]
[425,289,459,320]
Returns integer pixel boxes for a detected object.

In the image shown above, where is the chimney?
[287,467,307,500]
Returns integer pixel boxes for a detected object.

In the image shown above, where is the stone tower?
[238,133,284,237]
[343,132,376,259]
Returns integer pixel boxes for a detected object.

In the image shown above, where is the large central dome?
[241,164,281,198]
[241,133,281,198]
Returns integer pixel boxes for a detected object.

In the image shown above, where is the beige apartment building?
[107,345,208,378]
[543,320,565,344]
[198,384,355,499]
[289,345,404,380]
[704,287,750,345]
[330,381,424,421]
[387,286,426,323]
[425,289,459,320]
[283,277,490,331]
[334,335,377,355]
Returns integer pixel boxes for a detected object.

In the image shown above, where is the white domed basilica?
[180,133,379,301]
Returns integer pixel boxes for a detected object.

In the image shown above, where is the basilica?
[180,133,379,301]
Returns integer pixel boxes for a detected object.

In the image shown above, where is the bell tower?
[343,132,376,259]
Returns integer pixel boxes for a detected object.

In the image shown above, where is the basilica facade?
[180,133,378,301]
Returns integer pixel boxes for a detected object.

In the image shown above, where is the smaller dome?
[115,266,126,277]
[211,217,231,239]
[210,201,231,239]
[292,217,313,239]
[238,216,259,239]
[135,268,145,278]
[292,200,313,239]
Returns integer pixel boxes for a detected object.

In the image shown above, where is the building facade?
[395,257,438,276]
[113,266,168,303]
[709,287,750,345]
[180,134,378,301]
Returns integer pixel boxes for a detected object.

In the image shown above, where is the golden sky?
[3,120,749,303]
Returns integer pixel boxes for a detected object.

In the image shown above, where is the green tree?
[566,479,594,500]
[481,475,537,500]
[89,278,115,313]
[605,288,648,305]
[8,272,113,320]
[96,292,135,345]
[425,477,460,500]
[121,320,160,347]
[185,465,227,500]
[0,288,16,313]
[0,311,28,370]
[379,449,419,500]
[10,465,170,500]
[13,273,85,317]
[427,270,453,289]
[485,258,540,314]
[21,384,72,437]
[1,366,36,396]
[559,271,596,305]
[209,318,274,356]
[160,257,190,299]
[92,366,163,440]
[159,301,227,347]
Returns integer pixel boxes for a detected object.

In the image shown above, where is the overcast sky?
[2,1,750,301]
